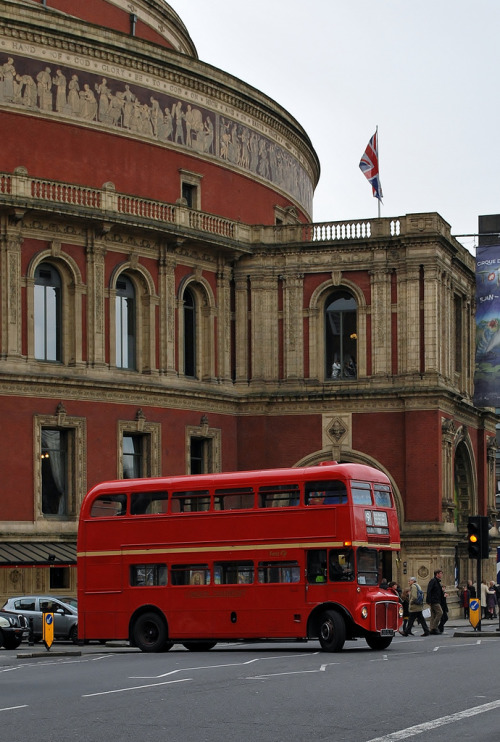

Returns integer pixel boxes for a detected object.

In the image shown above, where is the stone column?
[233,271,249,383]
[422,263,440,373]
[282,271,304,380]
[398,264,421,374]
[249,270,278,381]
[85,233,106,368]
[158,246,177,376]
[370,268,391,375]
[216,261,232,383]
[0,231,22,360]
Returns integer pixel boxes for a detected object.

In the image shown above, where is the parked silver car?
[2,596,78,644]
[0,609,29,649]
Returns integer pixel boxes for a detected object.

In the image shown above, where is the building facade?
[0,0,497,611]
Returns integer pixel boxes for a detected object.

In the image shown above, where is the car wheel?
[2,635,22,650]
[69,625,78,644]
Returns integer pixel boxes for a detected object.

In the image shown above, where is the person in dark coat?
[426,568,445,635]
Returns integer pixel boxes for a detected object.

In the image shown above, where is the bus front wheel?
[365,633,393,650]
[132,612,171,653]
[318,610,345,652]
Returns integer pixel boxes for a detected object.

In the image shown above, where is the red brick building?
[0,0,496,611]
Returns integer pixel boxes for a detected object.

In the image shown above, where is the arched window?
[325,290,357,380]
[34,262,62,362]
[116,275,136,369]
[184,287,196,377]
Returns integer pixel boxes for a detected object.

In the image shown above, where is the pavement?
[448,615,500,637]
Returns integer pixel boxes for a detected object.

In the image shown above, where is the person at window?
[402,577,430,637]
[315,561,327,583]
[331,359,341,378]
[344,356,356,377]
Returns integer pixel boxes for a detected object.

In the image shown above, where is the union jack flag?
[359,130,383,201]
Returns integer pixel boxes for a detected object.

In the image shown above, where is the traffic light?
[467,516,481,559]
[467,515,490,559]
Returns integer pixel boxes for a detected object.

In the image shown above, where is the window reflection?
[35,263,61,362]
[325,291,357,380]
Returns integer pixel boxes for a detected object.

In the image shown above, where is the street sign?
[43,612,54,650]
[469,599,481,629]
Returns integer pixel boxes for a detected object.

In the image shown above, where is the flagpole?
[376,125,381,219]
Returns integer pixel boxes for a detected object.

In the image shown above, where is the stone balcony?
[0,168,468,261]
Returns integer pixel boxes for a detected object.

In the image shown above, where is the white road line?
[130,652,318,679]
[83,677,192,697]
[365,698,500,742]
[0,705,28,712]
[247,663,340,680]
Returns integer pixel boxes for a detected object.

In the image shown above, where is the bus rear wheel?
[182,641,217,652]
[132,612,170,653]
[318,610,345,652]
[365,633,393,650]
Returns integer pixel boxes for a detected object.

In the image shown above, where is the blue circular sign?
[45,614,53,625]
[470,599,479,611]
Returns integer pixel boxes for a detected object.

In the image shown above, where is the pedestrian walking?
[438,583,449,633]
[402,577,430,636]
[426,568,445,634]
[481,579,488,619]
[400,588,410,635]
[486,581,497,619]
[460,584,469,619]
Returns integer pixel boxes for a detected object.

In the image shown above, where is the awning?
[0,541,76,566]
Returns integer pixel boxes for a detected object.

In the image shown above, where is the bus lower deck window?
[130,563,167,586]
[171,564,210,586]
[258,561,300,583]
[214,561,254,584]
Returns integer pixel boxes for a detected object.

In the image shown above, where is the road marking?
[83,678,192,697]
[0,705,28,712]
[130,652,318,679]
[247,662,340,680]
[365,698,500,741]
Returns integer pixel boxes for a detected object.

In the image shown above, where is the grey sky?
[169,1,500,253]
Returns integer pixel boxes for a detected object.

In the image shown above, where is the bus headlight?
[361,606,368,619]
[399,605,404,618]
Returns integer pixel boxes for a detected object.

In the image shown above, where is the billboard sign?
[474,243,500,406]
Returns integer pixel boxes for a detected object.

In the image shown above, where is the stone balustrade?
[0,169,459,249]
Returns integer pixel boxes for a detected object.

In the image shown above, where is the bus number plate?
[380,629,394,637]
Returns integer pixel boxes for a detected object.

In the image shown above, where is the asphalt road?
[1,630,499,742]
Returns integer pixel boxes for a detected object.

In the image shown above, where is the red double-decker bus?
[77,462,402,652]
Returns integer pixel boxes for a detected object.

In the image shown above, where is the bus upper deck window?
[350,481,373,505]
[130,491,168,515]
[214,487,254,510]
[90,494,127,517]
[374,484,392,507]
[171,490,210,513]
[305,480,347,505]
[258,484,300,508]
